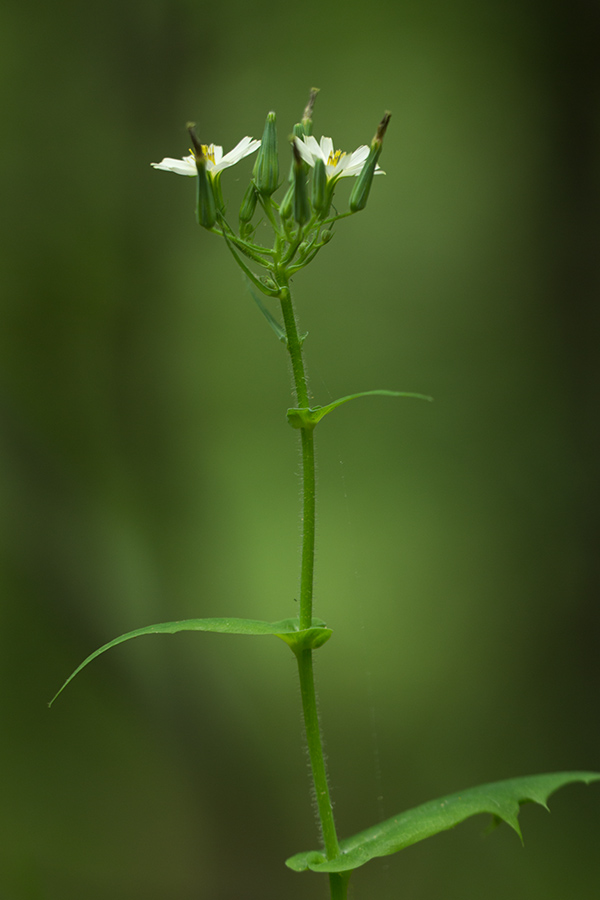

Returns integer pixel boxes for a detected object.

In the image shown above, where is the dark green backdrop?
[2,0,599,897]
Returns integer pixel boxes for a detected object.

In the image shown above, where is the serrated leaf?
[287,390,433,430]
[49,616,331,707]
[286,771,600,873]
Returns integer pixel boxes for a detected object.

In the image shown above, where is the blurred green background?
[1,0,599,897]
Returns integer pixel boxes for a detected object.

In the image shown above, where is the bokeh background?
[1,0,599,898]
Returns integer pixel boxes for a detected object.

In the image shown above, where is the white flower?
[151,136,261,176]
[293,135,385,180]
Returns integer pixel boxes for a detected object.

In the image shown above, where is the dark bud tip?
[303,87,320,123]
[373,111,391,146]
[187,123,204,160]
[291,139,303,167]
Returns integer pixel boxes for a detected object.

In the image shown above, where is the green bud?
[280,184,294,219]
[311,157,327,214]
[239,183,258,224]
[292,141,310,226]
[196,162,217,228]
[188,124,217,229]
[288,124,307,183]
[261,275,277,291]
[320,229,333,244]
[349,146,379,213]
[212,173,225,214]
[253,111,279,196]
[349,111,391,213]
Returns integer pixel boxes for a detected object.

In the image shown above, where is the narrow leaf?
[287,390,433,430]
[49,616,331,707]
[245,279,287,343]
[220,228,279,297]
[286,771,600,874]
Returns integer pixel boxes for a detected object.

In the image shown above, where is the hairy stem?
[279,281,344,897]
[279,285,309,407]
[329,873,350,900]
[299,427,316,630]
[297,649,340,861]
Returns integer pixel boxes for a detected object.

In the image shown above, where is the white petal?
[293,136,316,167]
[336,145,381,178]
[319,136,334,162]
[211,144,224,166]
[294,134,323,166]
[215,136,261,172]
[151,156,197,176]
[349,145,370,163]
[344,146,370,174]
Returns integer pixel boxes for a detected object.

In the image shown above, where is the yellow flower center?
[189,145,216,164]
[327,149,346,168]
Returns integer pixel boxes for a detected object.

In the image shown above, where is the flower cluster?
[150,91,390,301]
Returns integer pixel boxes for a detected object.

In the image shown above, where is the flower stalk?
[151,91,391,900]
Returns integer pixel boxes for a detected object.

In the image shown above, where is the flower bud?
[349,112,391,213]
[188,124,217,229]
[311,157,327,215]
[261,275,277,291]
[212,173,225,214]
[253,111,279,196]
[239,183,258,224]
[280,184,294,219]
[292,141,311,226]
[288,123,307,182]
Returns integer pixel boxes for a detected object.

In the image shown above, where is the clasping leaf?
[49,616,331,707]
[287,390,432,430]
[286,771,600,874]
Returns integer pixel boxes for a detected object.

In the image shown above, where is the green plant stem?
[279,282,344,897]
[279,287,316,628]
[299,427,316,630]
[279,285,309,407]
[296,649,340,861]
[329,873,350,900]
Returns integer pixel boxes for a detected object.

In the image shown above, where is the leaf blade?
[245,278,287,343]
[49,616,331,707]
[287,390,433,430]
[286,771,600,873]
